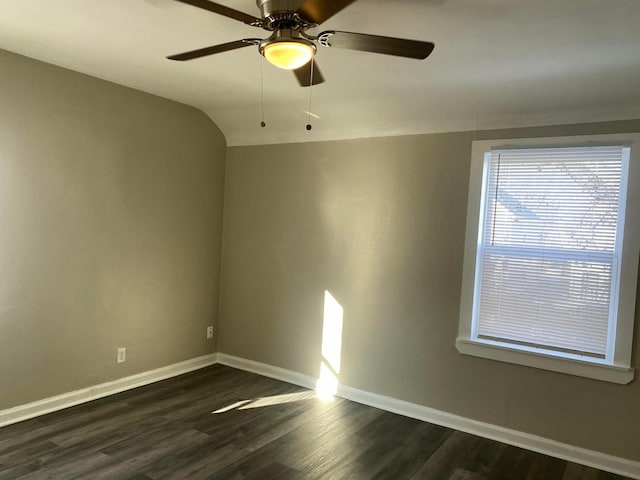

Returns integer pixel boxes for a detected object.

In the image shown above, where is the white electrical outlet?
[117,347,126,363]
[206,326,214,339]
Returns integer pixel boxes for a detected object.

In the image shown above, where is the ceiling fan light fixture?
[262,40,316,70]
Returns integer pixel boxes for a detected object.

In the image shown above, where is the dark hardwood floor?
[0,365,631,479]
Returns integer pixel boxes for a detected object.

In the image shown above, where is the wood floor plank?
[1,448,112,480]
[205,399,368,479]
[459,437,508,478]
[0,365,633,480]
[271,400,381,473]
[369,423,452,480]
[147,440,250,480]
[244,461,300,480]
[410,430,483,480]
[294,404,382,478]
[0,399,131,454]
[563,462,601,480]
[146,388,339,479]
[485,444,536,480]
[525,451,567,480]
[449,468,486,480]
[340,412,452,480]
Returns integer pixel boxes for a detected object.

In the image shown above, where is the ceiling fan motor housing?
[259,29,316,52]
[256,0,303,18]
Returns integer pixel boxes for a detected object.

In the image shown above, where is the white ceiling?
[1,0,639,146]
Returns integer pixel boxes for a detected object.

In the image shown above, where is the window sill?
[456,337,635,384]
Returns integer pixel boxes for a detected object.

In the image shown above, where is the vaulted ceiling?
[1,0,639,145]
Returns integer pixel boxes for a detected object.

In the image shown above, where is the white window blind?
[474,146,628,358]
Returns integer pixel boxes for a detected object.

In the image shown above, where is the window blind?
[475,146,626,358]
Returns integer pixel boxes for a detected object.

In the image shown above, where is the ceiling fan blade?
[293,61,325,87]
[173,0,262,25]
[167,39,258,61]
[318,31,435,59]
[296,0,358,25]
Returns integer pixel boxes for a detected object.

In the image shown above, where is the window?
[458,135,640,384]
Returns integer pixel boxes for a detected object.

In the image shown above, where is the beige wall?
[220,120,640,462]
[0,50,226,410]
[3,42,639,463]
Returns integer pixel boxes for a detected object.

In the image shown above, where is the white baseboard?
[216,353,318,390]
[0,353,219,428]
[217,353,640,480]
[2,351,637,479]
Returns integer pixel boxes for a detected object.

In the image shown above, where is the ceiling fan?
[167,0,435,87]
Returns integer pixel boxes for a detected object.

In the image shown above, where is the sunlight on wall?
[211,291,344,410]
[316,290,344,399]
[317,362,339,400]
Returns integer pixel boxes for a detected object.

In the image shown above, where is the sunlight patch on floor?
[211,391,318,414]
[239,390,317,409]
[211,399,254,414]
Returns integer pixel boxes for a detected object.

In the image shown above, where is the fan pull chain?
[260,57,266,128]
[306,58,314,131]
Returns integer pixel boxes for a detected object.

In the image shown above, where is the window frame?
[457,134,640,384]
